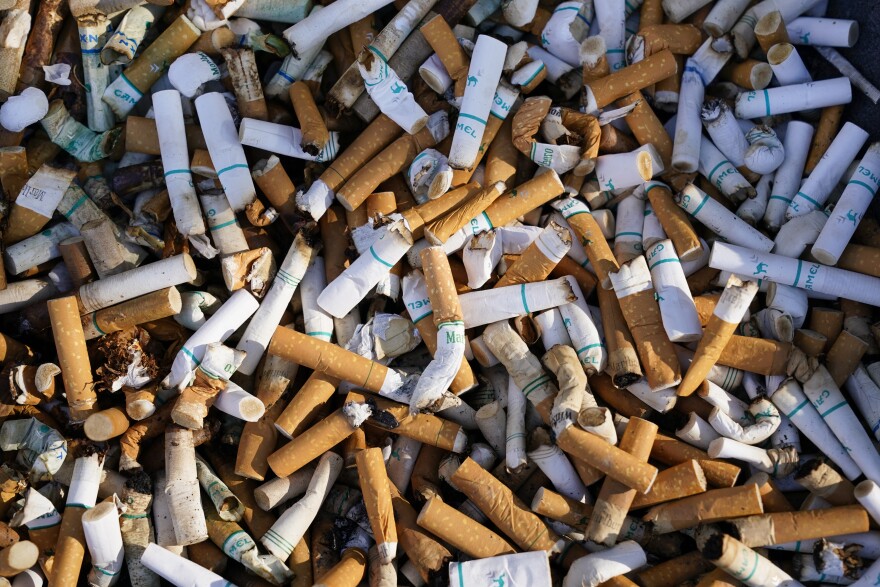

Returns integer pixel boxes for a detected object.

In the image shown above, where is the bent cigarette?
[358,49,428,135]
[609,256,682,391]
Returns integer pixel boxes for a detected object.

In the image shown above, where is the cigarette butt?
[699,532,797,586]
[793,459,856,506]
[0,541,38,577]
[651,433,741,488]
[643,484,764,534]
[745,472,794,513]
[290,81,330,155]
[314,548,366,587]
[274,371,340,439]
[585,49,678,111]
[729,505,870,546]
[417,498,516,558]
[189,27,236,55]
[355,448,397,564]
[451,457,561,553]
[187,539,227,576]
[318,114,402,194]
[83,407,129,441]
[124,116,207,156]
[557,425,658,494]
[809,307,844,353]
[805,105,845,175]
[721,58,773,90]
[47,296,97,422]
[350,392,466,452]
[268,407,361,478]
[826,330,869,387]
[252,156,300,227]
[423,182,504,244]
[553,197,619,288]
[485,116,519,188]
[530,486,593,530]
[635,551,713,587]
[485,170,565,229]
[619,92,673,170]
[586,417,658,545]
[755,11,790,54]
[581,37,610,84]
[793,329,827,357]
[630,460,708,509]
[59,237,96,289]
[420,15,469,95]
[81,287,182,340]
[5,165,76,244]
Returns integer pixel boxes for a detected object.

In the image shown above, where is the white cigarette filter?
[760,283,808,342]
[463,231,502,288]
[236,230,316,374]
[559,278,606,375]
[194,92,256,212]
[613,194,645,261]
[265,9,327,99]
[744,126,785,175]
[408,149,453,203]
[460,277,576,328]
[254,465,316,511]
[153,90,206,238]
[141,543,229,587]
[802,366,880,485]
[593,0,624,72]
[698,136,755,203]
[735,77,852,119]
[449,551,552,587]
[787,17,859,48]
[676,412,720,450]
[700,531,802,587]
[82,501,125,587]
[677,184,774,252]
[812,142,880,265]
[261,452,343,560]
[645,239,702,342]
[641,203,666,251]
[408,319,466,413]
[595,150,653,192]
[709,397,781,445]
[505,379,528,471]
[708,437,798,477]
[164,289,259,390]
[671,59,706,173]
[540,1,591,68]
[527,438,588,502]
[702,98,749,168]
[283,0,393,56]
[563,541,647,587]
[709,241,880,306]
[301,256,334,341]
[627,379,677,413]
[764,121,814,231]
[448,35,507,169]
[855,481,880,526]
[767,43,812,86]
[358,49,428,135]
[318,218,413,319]
[786,122,869,219]
[238,118,340,162]
[168,52,222,98]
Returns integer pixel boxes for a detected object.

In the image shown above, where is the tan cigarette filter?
[586,49,678,110]
[0,146,28,200]
[268,326,392,394]
[563,207,619,288]
[485,116,518,187]
[485,170,565,228]
[252,157,298,219]
[722,59,773,90]
[47,296,98,422]
[417,498,516,558]
[81,287,182,340]
[5,167,77,244]
[794,459,855,506]
[389,485,452,577]
[651,434,741,488]
[643,484,764,534]
[551,257,599,299]
[0,541,35,578]
[52,506,87,586]
[0,332,29,363]
[451,457,561,553]
[124,116,207,155]
[420,15,468,97]
[826,330,868,386]
[123,16,201,97]
[805,105,845,175]
[83,407,130,441]
[618,92,673,168]
[557,425,658,493]
[314,548,366,587]
[793,329,827,357]
[236,398,287,481]
[838,244,880,277]
[350,393,465,452]
[187,539,227,576]
[336,124,439,211]
[693,293,721,326]
[423,183,504,244]
[644,183,701,260]
[267,408,358,478]
[409,312,477,394]
[695,567,741,587]
[716,335,791,375]
[290,81,329,154]
[401,181,481,238]
[290,535,312,587]
[746,472,794,512]
[530,487,592,529]
[355,448,397,564]
[319,114,402,193]
[586,417,658,545]
[729,505,870,547]
[755,11,790,53]
[597,286,642,388]
[495,223,570,288]
[630,460,708,509]
[274,371,340,439]
[60,237,97,289]
[581,37,610,84]
[635,551,713,587]
[636,24,703,57]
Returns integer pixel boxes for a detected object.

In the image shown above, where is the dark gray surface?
[803,1,880,132]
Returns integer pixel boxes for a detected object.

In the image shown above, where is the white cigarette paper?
[239,118,339,162]
[677,184,773,251]
[645,239,702,342]
[735,77,852,119]
[459,277,576,328]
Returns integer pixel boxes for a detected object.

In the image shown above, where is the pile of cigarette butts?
[1,0,880,585]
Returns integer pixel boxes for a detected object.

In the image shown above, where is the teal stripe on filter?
[209,219,238,231]
[369,246,393,268]
[849,179,878,195]
[216,163,249,176]
[648,258,680,270]
[820,401,848,418]
[458,112,487,126]
[64,194,89,217]
[689,192,709,216]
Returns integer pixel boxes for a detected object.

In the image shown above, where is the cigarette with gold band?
[793,459,855,506]
[267,400,370,478]
[51,449,103,587]
[451,457,562,553]
[586,418,658,545]
[725,505,870,547]
[355,448,397,564]
[608,256,682,391]
[583,49,678,113]
[754,11,790,53]
[643,484,764,534]
[698,532,797,587]
[101,16,200,119]
[629,460,708,509]
[678,275,759,397]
